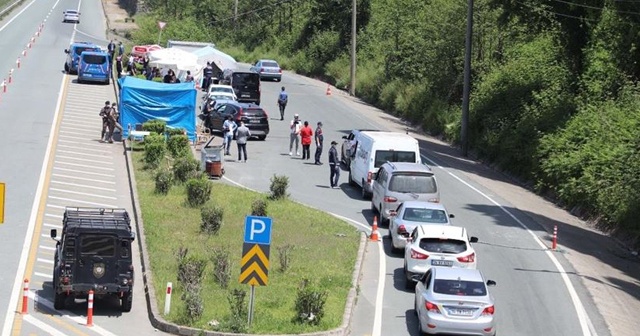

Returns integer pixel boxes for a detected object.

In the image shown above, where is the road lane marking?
[58,139,107,148]
[21,315,68,336]
[39,246,55,251]
[53,161,114,171]
[53,168,115,178]
[421,153,597,336]
[372,241,385,336]
[52,173,115,184]
[43,223,61,228]
[34,272,50,279]
[42,313,89,336]
[45,213,62,219]
[49,189,116,199]
[57,144,111,154]
[56,150,112,159]
[58,134,99,141]
[47,196,117,208]
[0,0,37,33]
[36,258,53,265]
[51,181,116,191]
[55,155,113,165]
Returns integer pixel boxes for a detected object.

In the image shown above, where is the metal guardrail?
[0,0,23,17]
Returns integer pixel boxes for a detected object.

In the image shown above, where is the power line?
[514,0,599,22]
[549,0,640,16]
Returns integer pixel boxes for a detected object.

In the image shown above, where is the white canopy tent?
[146,48,203,83]
[192,46,238,73]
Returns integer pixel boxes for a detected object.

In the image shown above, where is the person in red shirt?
[299,121,314,160]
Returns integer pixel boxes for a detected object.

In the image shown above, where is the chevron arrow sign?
[240,243,270,286]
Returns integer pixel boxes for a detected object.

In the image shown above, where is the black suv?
[221,70,261,105]
[50,207,136,312]
[204,101,270,140]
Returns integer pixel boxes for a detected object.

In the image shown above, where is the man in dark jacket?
[314,122,324,165]
[329,141,340,188]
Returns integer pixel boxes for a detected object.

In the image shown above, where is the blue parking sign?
[244,216,272,245]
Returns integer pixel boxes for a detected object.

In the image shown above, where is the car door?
[390,203,404,243]
[371,167,385,211]
[250,61,259,73]
[415,270,433,319]
[211,104,229,131]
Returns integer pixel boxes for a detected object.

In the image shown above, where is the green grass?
[131,151,361,333]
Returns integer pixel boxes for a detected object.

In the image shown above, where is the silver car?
[388,201,453,253]
[63,10,80,23]
[415,267,497,336]
[250,59,282,81]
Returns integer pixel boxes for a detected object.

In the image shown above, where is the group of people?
[218,115,251,162]
[99,101,123,143]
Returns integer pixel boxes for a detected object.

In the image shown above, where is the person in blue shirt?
[222,115,238,156]
[277,86,288,121]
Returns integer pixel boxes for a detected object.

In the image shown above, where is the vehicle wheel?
[404,264,414,290]
[361,180,370,199]
[257,135,266,141]
[121,291,132,312]
[64,63,69,73]
[54,292,67,310]
[257,101,261,105]
[348,170,356,186]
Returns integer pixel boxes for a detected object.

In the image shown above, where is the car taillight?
[457,252,475,263]
[367,171,372,183]
[237,107,244,120]
[425,301,440,313]
[278,69,282,73]
[263,109,268,118]
[482,305,495,315]
[397,225,407,234]
[383,196,397,203]
[410,248,428,259]
[428,198,440,203]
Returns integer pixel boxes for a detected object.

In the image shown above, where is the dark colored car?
[221,70,261,105]
[205,101,270,140]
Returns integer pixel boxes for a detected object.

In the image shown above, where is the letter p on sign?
[244,216,272,245]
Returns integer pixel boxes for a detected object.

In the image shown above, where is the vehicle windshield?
[389,173,437,193]
[66,10,78,15]
[434,279,487,296]
[374,150,416,168]
[82,55,107,64]
[232,73,260,88]
[419,238,467,254]
[403,208,448,223]
[262,61,279,67]
[75,46,98,56]
[80,236,116,257]
[212,87,234,94]
[209,94,232,101]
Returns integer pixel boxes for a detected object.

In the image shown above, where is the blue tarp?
[118,76,196,141]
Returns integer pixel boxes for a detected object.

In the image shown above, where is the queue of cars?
[344,129,497,335]
[64,41,110,84]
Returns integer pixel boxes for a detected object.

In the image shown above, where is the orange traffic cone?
[370,216,380,242]
[326,84,331,96]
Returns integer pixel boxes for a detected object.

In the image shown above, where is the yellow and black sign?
[0,182,5,224]
[239,243,270,286]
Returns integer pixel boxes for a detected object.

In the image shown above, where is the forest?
[129,0,640,246]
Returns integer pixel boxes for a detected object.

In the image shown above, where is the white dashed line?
[47,196,117,208]
[55,155,113,165]
[51,181,116,191]
[33,272,50,279]
[43,223,61,229]
[52,173,115,183]
[37,258,53,265]
[54,161,114,171]
[49,188,116,199]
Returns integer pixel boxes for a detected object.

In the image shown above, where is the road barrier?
[164,282,172,315]
[21,279,28,314]
[2,80,6,93]
[86,290,94,326]
[16,58,20,69]
[22,49,26,57]
[8,69,12,84]
[326,84,332,96]
[370,216,380,242]
[552,225,558,250]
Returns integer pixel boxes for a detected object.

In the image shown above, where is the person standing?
[277,86,288,120]
[99,101,111,142]
[329,141,340,188]
[118,41,125,56]
[107,40,115,64]
[222,115,237,156]
[235,121,251,162]
[185,70,194,83]
[314,122,324,165]
[203,62,213,92]
[106,102,123,143]
[289,114,301,156]
[299,121,313,160]
[115,56,123,78]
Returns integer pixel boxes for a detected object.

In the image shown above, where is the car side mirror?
[50,229,57,240]
[389,210,397,217]
[486,280,496,287]
[64,49,69,54]
[469,236,479,243]
[449,214,455,218]
[342,135,348,139]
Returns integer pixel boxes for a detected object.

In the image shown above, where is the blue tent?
[118,76,196,141]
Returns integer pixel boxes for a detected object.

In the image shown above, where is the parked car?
[341,129,378,165]
[206,101,269,140]
[64,42,101,74]
[207,84,237,101]
[414,267,497,336]
[220,70,262,105]
[388,201,453,253]
[250,59,282,81]
[404,225,478,288]
[63,10,80,23]
[371,162,440,225]
[77,51,110,85]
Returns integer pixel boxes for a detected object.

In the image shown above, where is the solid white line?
[421,154,596,336]
[48,196,117,208]
[43,223,61,229]
[57,149,112,159]
[37,258,53,265]
[372,242,386,336]
[58,139,107,148]
[50,187,117,199]
[40,245,56,251]
[330,212,371,232]
[58,134,96,141]
[51,180,116,191]
[0,0,37,33]
[34,272,50,279]
[46,205,66,210]
[59,129,98,136]
[54,161,114,171]
[45,213,63,219]
[56,155,113,165]
[21,315,68,336]
[52,173,115,183]
[1,1,62,332]
[57,144,111,154]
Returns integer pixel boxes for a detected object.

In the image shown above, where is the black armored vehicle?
[50,207,135,312]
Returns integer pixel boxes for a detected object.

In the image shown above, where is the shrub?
[186,177,212,207]
[154,168,173,194]
[269,174,289,200]
[201,204,224,235]
[277,244,294,272]
[167,127,187,136]
[144,141,166,169]
[177,255,207,298]
[251,198,268,217]
[142,119,166,135]
[224,289,248,333]
[211,247,231,289]
[294,278,328,325]
[167,134,191,158]
[183,290,204,322]
[173,156,200,184]
[144,133,165,145]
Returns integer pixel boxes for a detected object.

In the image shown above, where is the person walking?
[329,141,340,188]
[99,101,111,142]
[105,102,123,143]
[235,121,251,162]
[277,86,288,120]
[222,115,237,156]
[289,114,301,156]
[314,122,324,165]
[118,41,125,56]
[300,121,313,160]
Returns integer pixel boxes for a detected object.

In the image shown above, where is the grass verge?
[131,150,361,333]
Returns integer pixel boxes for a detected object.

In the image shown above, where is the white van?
[347,131,422,198]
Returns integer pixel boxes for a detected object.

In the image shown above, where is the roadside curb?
[124,142,367,336]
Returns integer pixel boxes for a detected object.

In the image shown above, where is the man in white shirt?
[289,113,301,156]
[222,115,238,156]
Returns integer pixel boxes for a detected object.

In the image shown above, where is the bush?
[278,244,294,272]
[167,134,191,158]
[183,290,204,322]
[173,156,200,184]
[167,128,187,136]
[154,168,173,194]
[201,204,224,235]
[294,279,328,325]
[251,198,268,217]
[144,133,165,145]
[144,141,166,169]
[224,289,248,333]
[186,177,212,207]
[269,174,289,200]
[142,119,166,135]
[211,247,231,289]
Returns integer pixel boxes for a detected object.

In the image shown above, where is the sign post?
[240,215,272,326]
[0,182,5,224]
[157,21,166,45]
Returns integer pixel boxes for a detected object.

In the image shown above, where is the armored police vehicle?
[50,207,135,312]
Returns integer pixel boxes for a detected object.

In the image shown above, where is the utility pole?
[233,0,239,29]
[461,0,473,157]
[349,0,357,96]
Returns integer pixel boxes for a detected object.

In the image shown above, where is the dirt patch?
[101,0,138,42]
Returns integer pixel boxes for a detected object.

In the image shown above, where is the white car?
[63,10,80,23]
[207,84,237,100]
[404,225,478,289]
[388,201,453,253]
[204,92,237,103]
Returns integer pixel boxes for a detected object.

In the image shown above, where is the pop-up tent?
[118,76,197,141]
[147,47,202,82]
[192,46,238,72]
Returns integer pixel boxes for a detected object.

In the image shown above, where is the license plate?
[241,94,250,98]
[431,260,453,266]
[448,308,474,316]
[249,119,260,123]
